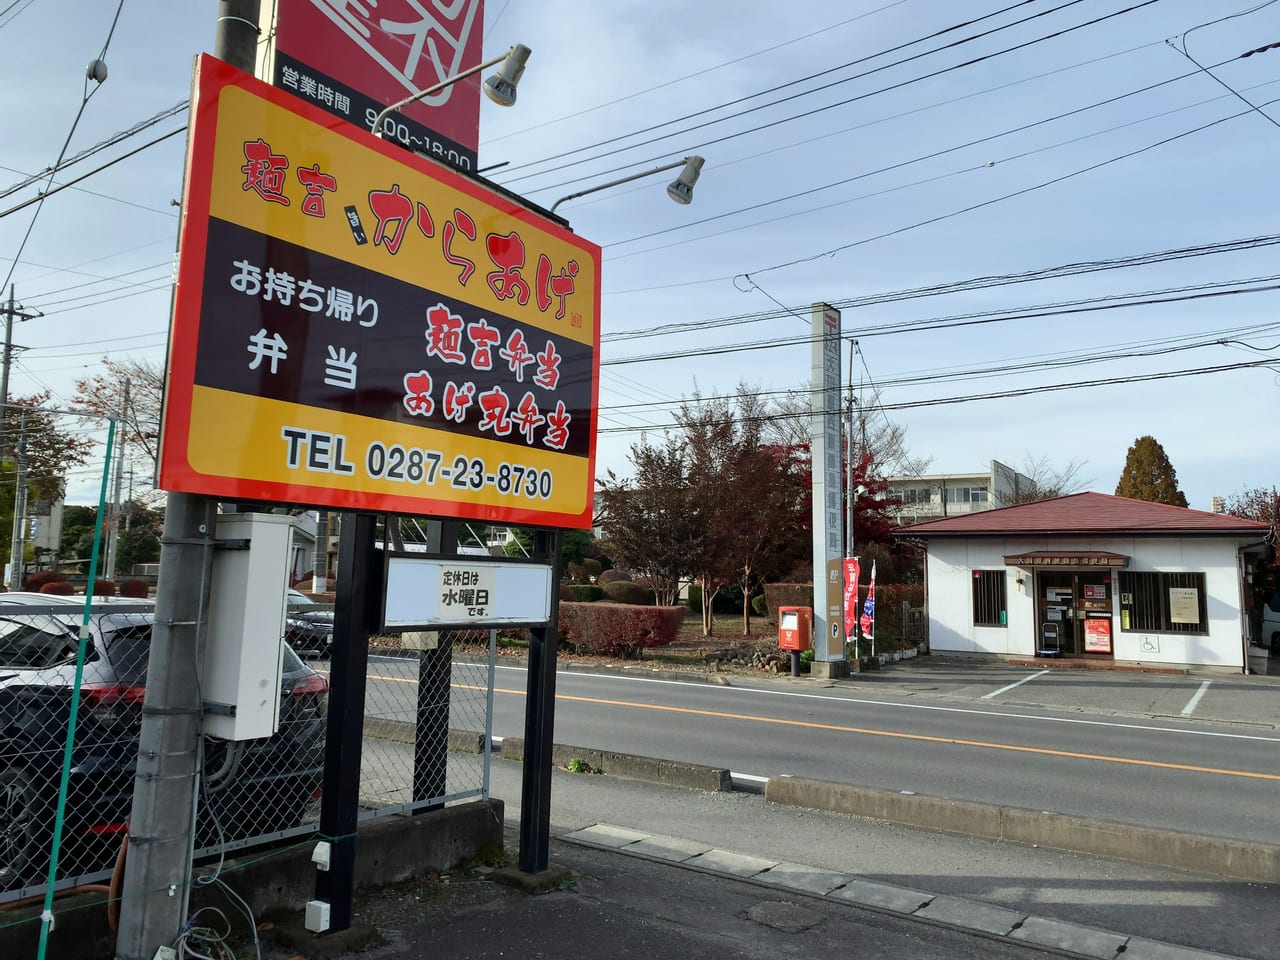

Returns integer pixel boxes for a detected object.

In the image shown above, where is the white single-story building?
[897,493,1272,673]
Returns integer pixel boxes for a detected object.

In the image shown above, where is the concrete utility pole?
[7,413,26,588]
[0,285,40,475]
[114,5,259,958]
[106,378,130,581]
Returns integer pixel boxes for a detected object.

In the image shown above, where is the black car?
[0,604,327,889]
[285,588,335,658]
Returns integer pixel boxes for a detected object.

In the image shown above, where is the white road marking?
[1181,680,1211,716]
[982,669,1052,700]
[485,663,1280,744]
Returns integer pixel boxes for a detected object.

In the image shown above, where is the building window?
[1118,572,1208,634]
[972,570,1006,627]
[945,486,989,504]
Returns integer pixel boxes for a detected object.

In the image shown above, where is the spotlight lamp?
[666,155,704,205]
[550,155,708,214]
[372,43,531,139]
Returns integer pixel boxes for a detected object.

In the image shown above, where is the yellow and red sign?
[159,54,601,528]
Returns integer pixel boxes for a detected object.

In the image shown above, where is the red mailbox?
[778,606,813,652]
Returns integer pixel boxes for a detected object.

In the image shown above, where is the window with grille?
[1118,571,1207,634]
[972,570,1007,627]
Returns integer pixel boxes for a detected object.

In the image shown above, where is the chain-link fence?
[0,599,496,906]
[357,630,496,817]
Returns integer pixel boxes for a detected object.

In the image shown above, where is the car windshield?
[287,589,318,608]
[0,616,79,669]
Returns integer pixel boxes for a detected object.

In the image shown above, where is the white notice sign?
[1168,587,1200,624]
[383,557,554,628]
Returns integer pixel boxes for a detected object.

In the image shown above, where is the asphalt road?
[352,653,1280,846]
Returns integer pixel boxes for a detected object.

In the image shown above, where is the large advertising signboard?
[259,0,484,169]
[159,55,601,529]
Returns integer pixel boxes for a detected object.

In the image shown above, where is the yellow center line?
[336,669,1280,783]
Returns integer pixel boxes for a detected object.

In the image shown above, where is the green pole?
[36,418,115,959]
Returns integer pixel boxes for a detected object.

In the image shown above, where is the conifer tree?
[1115,435,1187,507]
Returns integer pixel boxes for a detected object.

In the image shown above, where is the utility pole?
[106,378,129,581]
[0,285,41,461]
[7,414,26,588]
[114,5,259,958]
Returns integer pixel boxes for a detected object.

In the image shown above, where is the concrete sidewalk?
[260,821,1255,960]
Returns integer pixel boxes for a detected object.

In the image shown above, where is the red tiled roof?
[896,492,1271,537]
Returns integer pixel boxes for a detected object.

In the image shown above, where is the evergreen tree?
[1114,436,1187,507]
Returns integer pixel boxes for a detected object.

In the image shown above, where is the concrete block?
[759,860,852,895]
[1121,937,1242,959]
[563,823,651,848]
[500,739,731,792]
[1009,916,1128,958]
[763,777,1280,883]
[623,834,714,862]
[914,895,1025,935]
[685,848,779,878]
[829,878,933,914]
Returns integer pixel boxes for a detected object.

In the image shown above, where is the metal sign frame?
[159,55,601,530]
[381,550,555,630]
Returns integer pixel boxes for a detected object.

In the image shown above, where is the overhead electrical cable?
[506,0,1163,192]
[603,233,1280,341]
[602,64,1247,250]
[603,281,1280,365]
[594,359,1279,435]
[485,0,911,145]
[735,94,1280,282]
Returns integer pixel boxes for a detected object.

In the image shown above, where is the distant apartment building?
[886,460,1034,524]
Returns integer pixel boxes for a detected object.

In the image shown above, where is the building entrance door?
[1036,571,1115,658]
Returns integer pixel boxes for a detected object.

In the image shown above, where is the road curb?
[498,737,732,792]
[765,776,1280,884]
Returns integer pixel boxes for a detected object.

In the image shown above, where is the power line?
[507,0,1162,192]
[736,94,1280,283]
[603,281,1280,365]
[603,69,1271,253]
[487,1,911,146]
[498,0,1089,185]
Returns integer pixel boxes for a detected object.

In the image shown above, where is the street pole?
[114,4,259,957]
[106,378,129,581]
[7,414,26,588]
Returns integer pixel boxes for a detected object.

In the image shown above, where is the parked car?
[1263,590,1280,654]
[285,588,335,658]
[0,603,327,888]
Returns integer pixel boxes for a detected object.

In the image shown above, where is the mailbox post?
[778,606,813,678]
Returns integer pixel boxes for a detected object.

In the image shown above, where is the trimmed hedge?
[92,579,116,596]
[602,580,653,605]
[761,583,814,619]
[597,569,632,586]
[119,578,150,598]
[558,601,684,658]
[568,584,605,602]
[23,571,64,592]
[39,581,75,595]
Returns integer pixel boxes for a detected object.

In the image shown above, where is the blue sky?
[2,0,1279,511]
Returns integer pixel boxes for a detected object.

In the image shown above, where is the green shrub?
[568,584,604,602]
[602,580,651,605]
[558,602,684,657]
[751,594,769,617]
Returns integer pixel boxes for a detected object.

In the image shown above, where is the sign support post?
[315,512,378,932]
[518,528,563,874]
[413,519,460,809]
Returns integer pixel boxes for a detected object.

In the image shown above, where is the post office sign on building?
[159,55,601,529]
